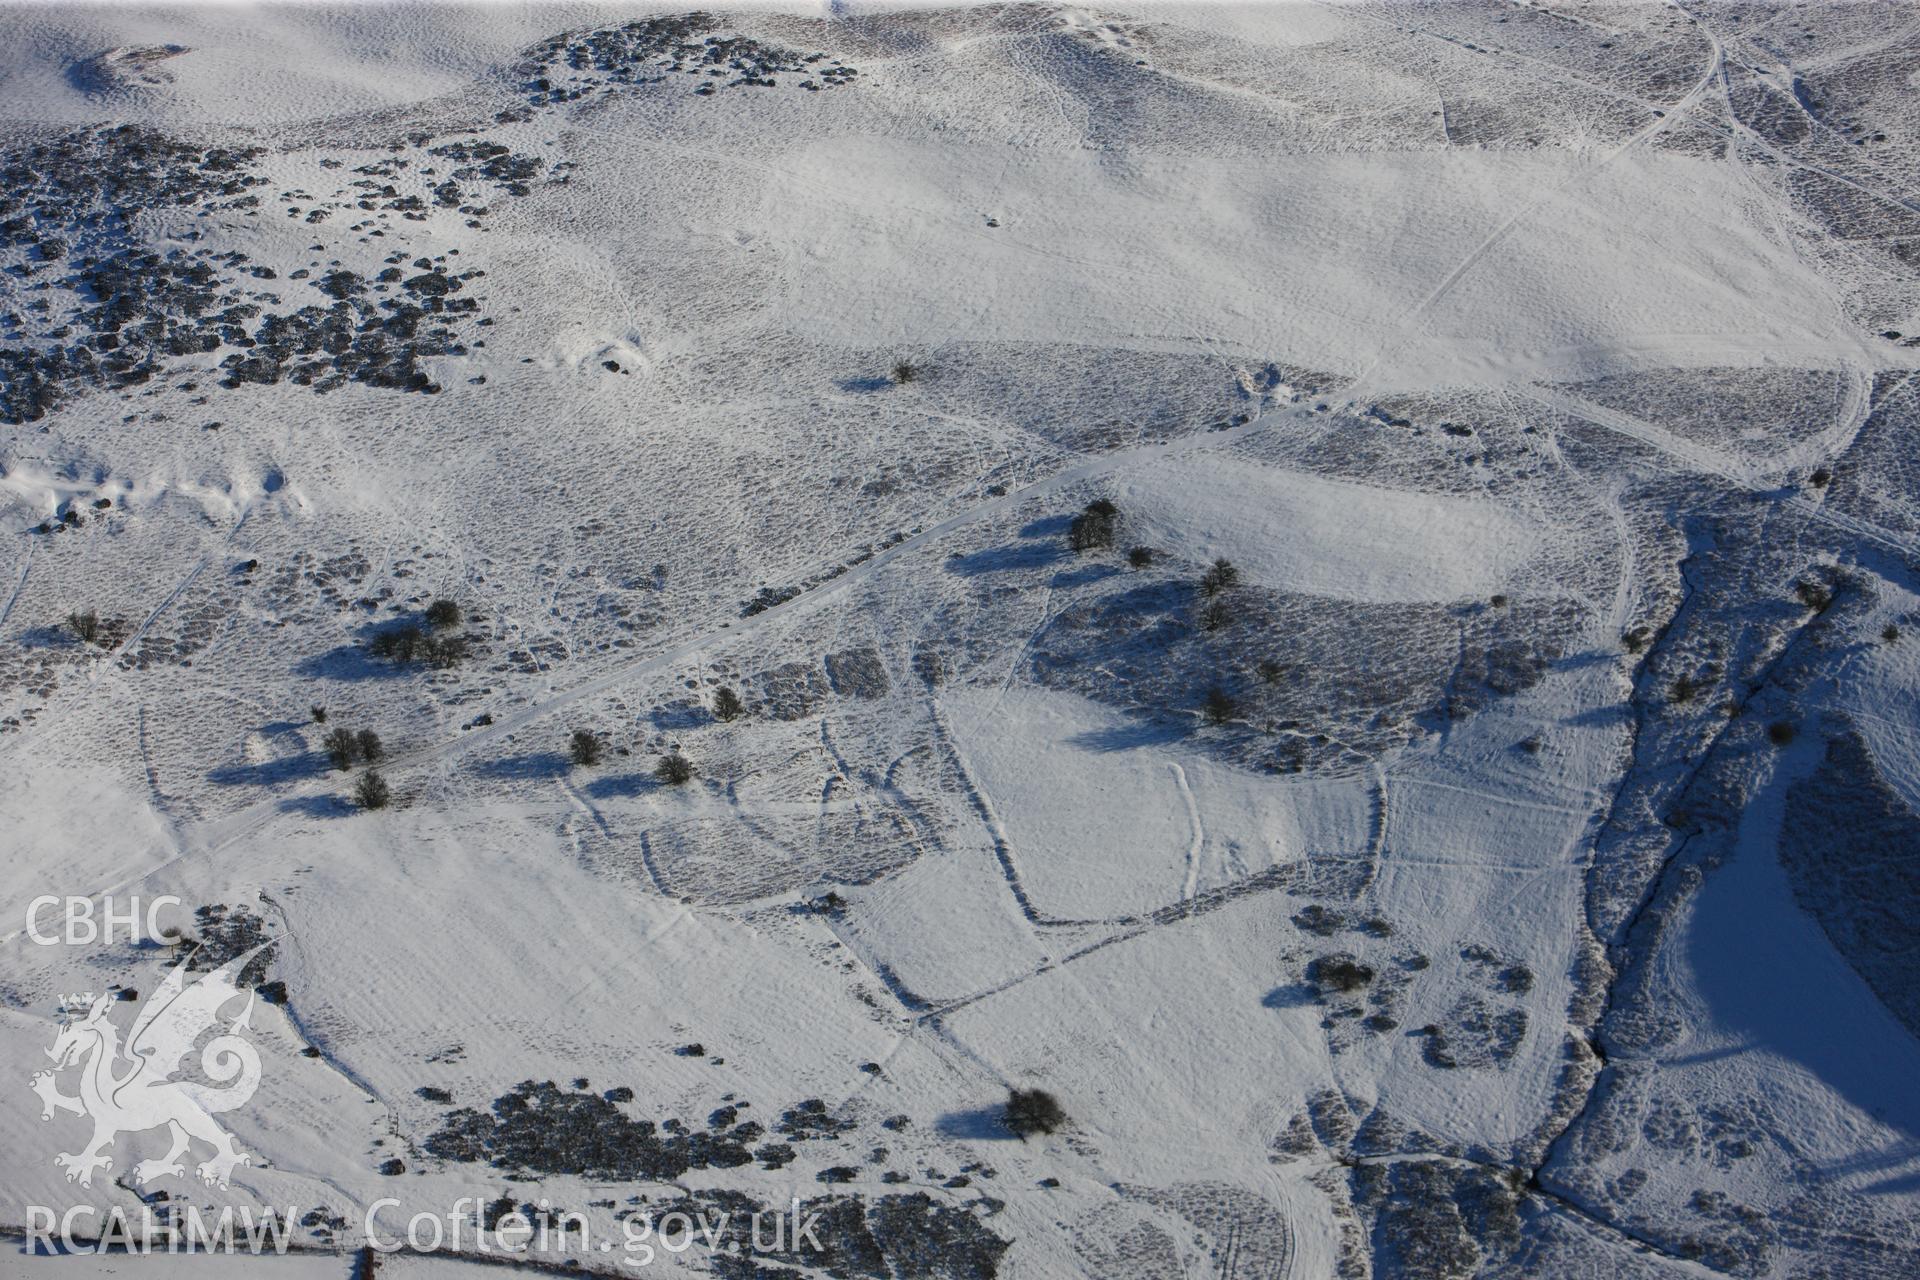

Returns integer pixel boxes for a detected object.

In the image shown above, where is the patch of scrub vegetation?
[1349,1159,1525,1280]
[1028,567,1576,777]
[0,120,498,421]
[1405,943,1536,1070]
[1270,908,1428,1050]
[1421,996,1529,1071]
[426,1079,846,1179]
[424,1081,1011,1276]
[180,903,275,986]
[638,1187,1009,1280]
[513,13,857,106]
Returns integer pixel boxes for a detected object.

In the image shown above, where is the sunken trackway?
[49,410,1285,916]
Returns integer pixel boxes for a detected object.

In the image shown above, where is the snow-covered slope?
[2,3,1920,1278]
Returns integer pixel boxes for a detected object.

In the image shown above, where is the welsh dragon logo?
[29,944,270,1190]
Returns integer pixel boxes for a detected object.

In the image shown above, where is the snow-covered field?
[2,2,1919,1277]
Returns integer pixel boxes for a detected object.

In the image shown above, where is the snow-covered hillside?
[2,3,1919,1277]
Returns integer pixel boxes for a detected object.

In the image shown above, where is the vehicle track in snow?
[1345,0,1727,401]
[1521,385,1920,559]
[0,549,27,634]
[1172,760,1203,904]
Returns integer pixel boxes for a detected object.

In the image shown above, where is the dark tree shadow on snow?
[935,1106,1018,1141]
[294,642,410,682]
[1049,562,1122,590]
[648,702,709,732]
[1555,648,1626,671]
[1262,982,1318,1010]
[1064,717,1188,753]
[1561,703,1633,729]
[583,772,664,800]
[1019,514,1072,539]
[945,542,1065,577]
[471,751,568,781]
[16,624,81,650]
[208,753,333,787]
[278,794,355,819]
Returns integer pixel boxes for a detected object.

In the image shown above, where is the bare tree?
[1200,558,1239,596]
[370,625,425,663]
[355,770,392,810]
[424,634,469,667]
[325,727,360,771]
[1068,500,1118,553]
[1004,1088,1067,1139]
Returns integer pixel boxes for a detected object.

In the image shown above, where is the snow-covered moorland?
[2,2,1919,1276]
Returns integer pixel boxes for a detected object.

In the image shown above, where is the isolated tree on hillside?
[355,769,392,811]
[1004,1088,1067,1139]
[397,628,434,663]
[1203,686,1238,726]
[424,633,469,668]
[1795,579,1834,613]
[425,598,462,630]
[1068,499,1117,553]
[569,729,603,767]
[712,686,744,722]
[370,625,424,663]
[655,753,694,786]
[1067,513,1105,552]
[356,729,384,763]
[1307,954,1374,995]
[369,619,466,668]
[67,609,100,645]
[1200,558,1239,597]
[325,727,360,771]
